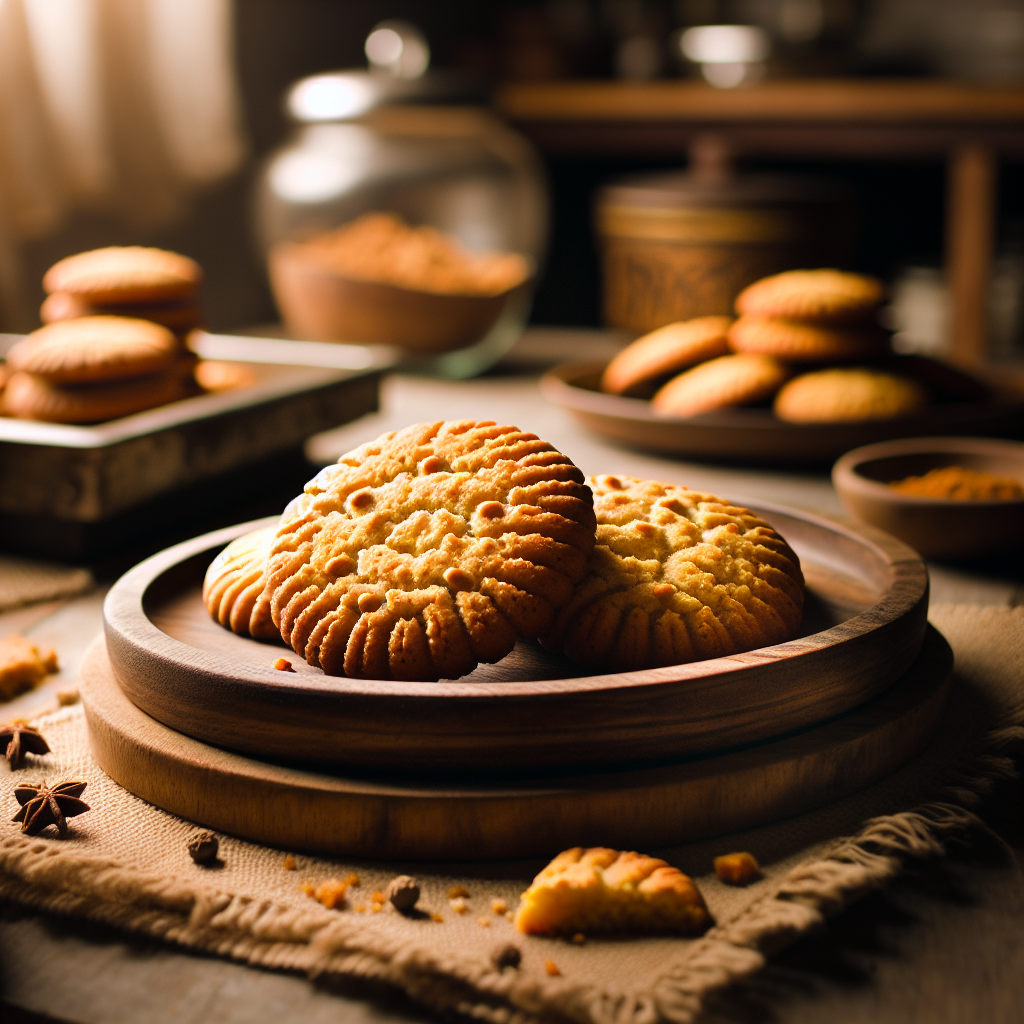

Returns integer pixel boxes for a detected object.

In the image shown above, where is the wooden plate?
[540,362,1024,467]
[81,628,952,860]
[102,505,928,775]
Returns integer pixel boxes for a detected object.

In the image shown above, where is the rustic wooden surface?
[1,328,1021,1023]
[101,505,927,773]
[80,626,951,860]
[540,363,1024,468]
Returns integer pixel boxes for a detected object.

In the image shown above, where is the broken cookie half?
[515,846,711,937]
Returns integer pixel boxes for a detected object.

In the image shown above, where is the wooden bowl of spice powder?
[833,436,1024,561]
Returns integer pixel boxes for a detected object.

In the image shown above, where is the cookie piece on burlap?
[652,353,789,417]
[541,475,804,672]
[261,420,597,681]
[735,269,884,323]
[774,368,928,423]
[515,847,711,937]
[2,363,196,424]
[601,316,732,397]
[203,527,280,641]
[5,317,182,384]
[41,292,204,334]
[43,247,202,305]
[728,316,888,362]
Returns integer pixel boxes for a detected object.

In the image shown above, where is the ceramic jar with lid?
[596,151,857,334]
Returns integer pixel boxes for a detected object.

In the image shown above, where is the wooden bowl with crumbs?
[832,437,1024,561]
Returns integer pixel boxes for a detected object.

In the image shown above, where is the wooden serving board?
[540,362,1024,468]
[102,504,928,775]
[81,627,952,861]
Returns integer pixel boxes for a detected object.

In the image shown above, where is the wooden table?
[2,329,1021,1024]
[497,80,1024,370]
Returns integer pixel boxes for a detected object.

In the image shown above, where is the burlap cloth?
[1,603,1021,1024]
[0,555,93,613]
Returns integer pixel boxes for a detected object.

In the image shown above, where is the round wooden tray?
[540,362,1024,467]
[102,505,928,775]
[80,628,952,860]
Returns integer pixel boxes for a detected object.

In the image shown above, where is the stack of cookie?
[40,246,204,340]
[601,269,967,423]
[202,420,805,681]
[1,316,199,424]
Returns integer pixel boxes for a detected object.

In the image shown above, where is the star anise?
[11,779,90,837]
[0,721,50,770]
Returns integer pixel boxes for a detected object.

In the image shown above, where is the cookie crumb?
[491,943,521,970]
[450,896,468,914]
[273,658,295,672]
[307,878,349,909]
[478,917,491,927]
[56,688,80,707]
[491,898,508,915]
[714,852,762,886]
[545,960,561,977]
[448,884,469,899]
[505,911,514,922]
[283,855,296,871]
[356,905,366,913]
[431,912,444,923]
[571,933,586,945]
[0,634,59,700]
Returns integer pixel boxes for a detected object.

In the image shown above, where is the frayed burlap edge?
[2,709,1020,1024]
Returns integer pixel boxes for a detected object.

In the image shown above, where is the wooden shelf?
[496,78,1024,367]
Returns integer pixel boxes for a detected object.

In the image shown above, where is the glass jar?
[254,71,548,378]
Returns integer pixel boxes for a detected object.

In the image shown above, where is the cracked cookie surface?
[203,526,279,641]
[261,421,596,681]
[541,475,804,672]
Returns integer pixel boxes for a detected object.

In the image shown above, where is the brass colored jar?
[597,170,857,334]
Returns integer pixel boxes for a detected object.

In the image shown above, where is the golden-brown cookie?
[2,367,195,424]
[43,247,202,305]
[728,315,888,362]
[651,353,789,417]
[0,634,59,700]
[601,316,733,397]
[194,359,259,393]
[41,291,203,333]
[735,269,884,323]
[203,527,279,641]
[541,475,804,672]
[514,847,711,937]
[261,420,597,681]
[6,317,182,385]
[774,368,928,423]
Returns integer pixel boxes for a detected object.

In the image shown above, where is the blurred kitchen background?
[1,0,1021,364]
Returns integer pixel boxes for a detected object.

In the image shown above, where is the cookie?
[728,316,888,362]
[194,359,259,393]
[2,366,196,424]
[261,420,597,682]
[541,475,804,672]
[6,317,182,385]
[651,353,789,417]
[735,269,884,323]
[43,246,202,305]
[41,291,203,333]
[774,368,928,423]
[601,316,733,397]
[203,527,280,641]
[514,847,711,937]
[0,634,59,700]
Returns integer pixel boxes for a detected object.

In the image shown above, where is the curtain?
[0,0,246,327]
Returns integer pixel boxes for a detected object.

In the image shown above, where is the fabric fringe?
[1,704,1020,1024]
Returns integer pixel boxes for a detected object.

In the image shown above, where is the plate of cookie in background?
[541,270,1024,467]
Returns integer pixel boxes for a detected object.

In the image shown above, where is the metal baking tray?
[0,332,394,558]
